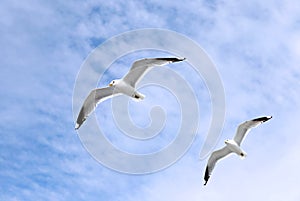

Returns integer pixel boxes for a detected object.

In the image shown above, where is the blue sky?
[1,0,300,200]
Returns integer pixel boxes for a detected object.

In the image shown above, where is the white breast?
[225,140,245,156]
[115,80,136,97]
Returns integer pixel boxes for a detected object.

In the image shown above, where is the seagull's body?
[75,57,185,130]
[203,116,272,185]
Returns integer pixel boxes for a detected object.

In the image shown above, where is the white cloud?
[1,0,300,200]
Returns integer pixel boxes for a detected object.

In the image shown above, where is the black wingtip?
[75,118,85,130]
[75,107,87,130]
[252,116,272,122]
[155,57,186,62]
[75,124,80,130]
[75,119,85,130]
[204,166,210,186]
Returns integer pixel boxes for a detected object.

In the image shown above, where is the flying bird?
[75,57,185,130]
[203,116,272,185]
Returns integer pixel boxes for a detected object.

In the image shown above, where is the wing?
[122,57,185,87]
[204,146,232,185]
[233,116,272,146]
[75,86,117,130]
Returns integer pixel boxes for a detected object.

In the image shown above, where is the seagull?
[203,116,272,185]
[75,57,185,130]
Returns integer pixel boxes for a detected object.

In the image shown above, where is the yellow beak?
[109,83,113,87]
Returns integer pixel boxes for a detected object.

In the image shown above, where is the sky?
[1,0,300,200]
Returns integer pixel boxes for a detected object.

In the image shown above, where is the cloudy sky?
[1,0,300,200]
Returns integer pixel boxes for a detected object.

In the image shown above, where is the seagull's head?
[224,139,230,144]
[108,79,119,87]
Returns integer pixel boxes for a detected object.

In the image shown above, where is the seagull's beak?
[108,83,113,87]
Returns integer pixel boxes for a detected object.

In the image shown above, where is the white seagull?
[75,57,185,130]
[203,116,272,185]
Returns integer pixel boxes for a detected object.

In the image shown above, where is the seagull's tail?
[240,151,247,159]
[132,92,145,101]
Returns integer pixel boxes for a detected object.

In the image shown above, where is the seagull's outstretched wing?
[204,146,232,185]
[123,57,185,87]
[233,116,272,146]
[75,87,117,130]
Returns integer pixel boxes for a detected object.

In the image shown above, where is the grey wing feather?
[204,146,232,185]
[123,57,185,87]
[233,116,272,146]
[75,87,116,129]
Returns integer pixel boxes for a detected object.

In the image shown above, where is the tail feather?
[240,152,247,158]
[133,92,145,101]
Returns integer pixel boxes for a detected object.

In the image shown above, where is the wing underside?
[234,116,272,145]
[75,87,116,129]
[204,146,232,185]
[123,57,185,87]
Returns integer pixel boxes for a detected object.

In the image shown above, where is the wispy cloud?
[1,0,300,200]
